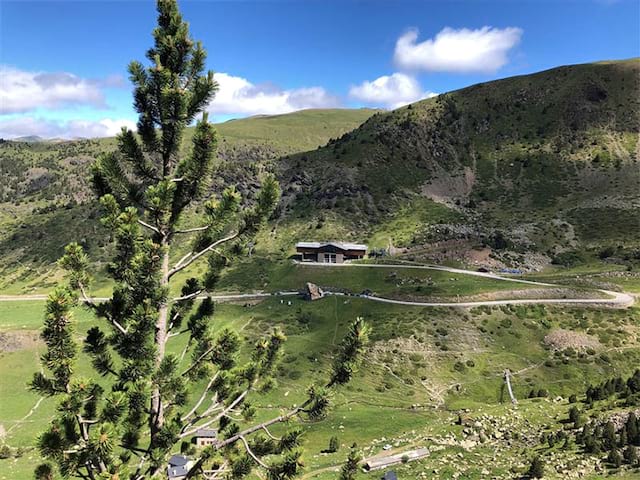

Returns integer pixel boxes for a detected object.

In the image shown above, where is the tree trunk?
[151,235,171,438]
[504,369,517,405]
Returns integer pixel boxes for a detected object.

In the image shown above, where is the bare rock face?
[305,282,324,301]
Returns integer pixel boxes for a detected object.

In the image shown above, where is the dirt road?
[0,263,633,307]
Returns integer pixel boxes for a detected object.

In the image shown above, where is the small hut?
[193,428,217,447]
[167,454,192,479]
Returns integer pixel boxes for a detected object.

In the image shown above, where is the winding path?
[298,261,635,308]
[0,263,634,308]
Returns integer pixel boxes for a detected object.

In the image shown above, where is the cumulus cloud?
[0,66,125,114]
[209,73,340,116]
[0,116,136,140]
[394,26,522,73]
[348,72,437,109]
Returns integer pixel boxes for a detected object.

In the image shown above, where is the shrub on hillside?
[328,436,340,453]
[551,250,588,267]
[527,456,545,478]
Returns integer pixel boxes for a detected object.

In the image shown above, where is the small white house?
[167,454,193,479]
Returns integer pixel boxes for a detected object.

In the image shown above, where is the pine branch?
[78,418,100,425]
[179,339,191,362]
[107,317,129,336]
[180,389,249,438]
[168,232,238,278]
[137,219,161,235]
[262,425,281,441]
[172,289,203,303]
[200,463,228,480]
[78,283,128,335]
[215,403,307,449]
[74,414,108,475]
[173,251,193,271]
[240,435,269,469]
[181,373,219,421]
[185,457,229,480]
[182,400,224,432]
[180,344,216,377]
[174,225,211,234]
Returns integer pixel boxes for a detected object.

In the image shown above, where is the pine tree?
[34,463,54,480]
[608,448,622,468]
[527,456,545,478]
[569,406,580,426]
[584,431,602,454]
[328,436,340,453]
[603,421,617,450]
[623,445,638,466]
[627,369,640,393]
[339,443,361,480]
[627,412,639,446]
[30,1,370,479]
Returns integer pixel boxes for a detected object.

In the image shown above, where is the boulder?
[305,282,324,301]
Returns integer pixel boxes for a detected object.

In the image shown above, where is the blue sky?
[1,0,638,138]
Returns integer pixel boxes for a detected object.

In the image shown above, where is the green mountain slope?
[0,108,378,291]
[275,59,639,263]
[0,108,378,206]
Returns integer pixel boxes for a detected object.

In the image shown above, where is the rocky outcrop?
[305,282,324,301]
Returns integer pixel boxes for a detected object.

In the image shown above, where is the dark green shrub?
[527,456,544,478]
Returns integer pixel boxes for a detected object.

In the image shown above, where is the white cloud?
[349,72,437,109]
[0,116,136,140]
[209,73,340,116]
[394,26,523,73]
[0,66,121,114]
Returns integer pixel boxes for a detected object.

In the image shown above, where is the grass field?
[2,293,639,479]
[214,108,380,153]
[523,262,640,294]
[0,258,567,301]
[217,260,557,299]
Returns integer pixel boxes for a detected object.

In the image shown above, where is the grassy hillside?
[0,108,378,291]
[277,59,640,264]
[216,108,381,152]
[2,296,639,479]
[0,108,378,206]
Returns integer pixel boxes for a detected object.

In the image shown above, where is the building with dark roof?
[296,241,367,263]
[167,454,193,479]
[193,428,217,447]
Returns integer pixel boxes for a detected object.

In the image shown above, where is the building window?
[324,253,336,263]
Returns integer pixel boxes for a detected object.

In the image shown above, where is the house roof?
[168,454,189,467]
[195,428,217,438]
[167,465,188,478]
[296,241,368,251]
